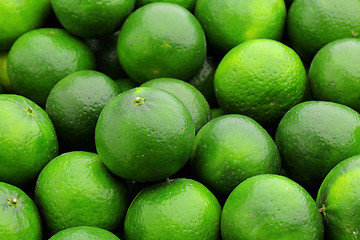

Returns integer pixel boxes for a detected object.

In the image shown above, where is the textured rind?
[49,226,120,240]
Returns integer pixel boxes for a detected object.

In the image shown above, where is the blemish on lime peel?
[7,197,18,208]
[133,96,145,106]
[25,107,34,116]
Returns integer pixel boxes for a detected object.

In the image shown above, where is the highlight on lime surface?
[49,226,120,240]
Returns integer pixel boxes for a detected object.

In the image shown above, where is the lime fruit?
[117,2,206,83]
[190,114,281,196]
[221,174,324,239]
[0,0,51,50]
[0,52,12,92]
[141,78,211,132]
[275,101,360,189]
[214,39,307,126]
[49,226,120,240]
[124,178,221,240]
[95,87,195,182]
[195,0,286,53]
[136,0,197,11]
[45,70,121,152]
[211,108,224,119]
[317,155,360,239]
[309,38,360,111]
[115,78,137,92]
[7,28,95,106]
[0,182,42,240]
[287,0,360,62]
[50,0,135,38]
[0,94,58,186]
[35,151,129,234]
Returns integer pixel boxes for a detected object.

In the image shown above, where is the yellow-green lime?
[49,226,120,240]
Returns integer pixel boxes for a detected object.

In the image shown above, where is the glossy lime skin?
[117,3,206,83]
[124,178,221,240]
[0,94,58,186]
[195,0,286,53]
[221,174,324,240]
[0,182,42,240]
[288,0,360,62]
[35,151,129,234]
[95,87,195,182]
[275,101,360,188]
[49,226,120,240]
[191,114,281,196]
[317,155,360,239]
[51,0,135,38]
[7,28,95,106]
[0,0,51,50]
[309,38,360,111]
[136,0,196,11]
[46,70,121,151]
[141,78,211,132]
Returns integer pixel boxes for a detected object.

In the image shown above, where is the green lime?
[287,0,360,62]
[35,151,129,234]
[210,108,225,119]
[317,155,360,239]
[190,114,281,196]
[0,52,13,92]
[115,78,137,92]
[117,2,206,83]
[0,0,51,50]
[0,182,42,240]
[7,28,95,106]
[49,226,120,240]
[275,101,360,189]
[50,0,135,38]
[214,39,307,126]
[45,70,121,152]
[124,178,221,240]
[136,0,197,11]
[309,38,360,111]
[141,78,211,132]
[221,174,324,239]
[95,87,195,182]
[0,94,58,186]
[195,0,286,53]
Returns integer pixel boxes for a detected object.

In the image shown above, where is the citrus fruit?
[117,2,206,83]
[49,226,120,240]
[221,174,324,239]
[195,0,286,53]
[124,178,221,240]
[7,28,95,106]
[50,0,135,38]
[275,101,360,189]
[115,78,137,92]
[141,78,211,132]
[0,94,58,186]
[0,52,12,92]
[317,155,360,239]
[45,70,121,152]
[190,114,281,196]
[35,151,129,234]
[214,39,307,126]
[287,0,360,62]
[95,87,195,182]
[0,182,42,240]
[0,86,3,94]
[0,0,51,51]
[136,0,197,11]
[309,38,360,111]
[210,108,224,119]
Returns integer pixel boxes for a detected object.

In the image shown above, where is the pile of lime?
[2,0,360,239]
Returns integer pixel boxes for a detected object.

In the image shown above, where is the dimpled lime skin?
[95,87,195,182]
[141,78,211,132]
[0,0,51,51]
[221,174,324,240]
[317,155,360,239]
[288,0,360,62]
[0,94,58,186]
[195,0,286,53]
[117,3,206,83]
[45,70,121,151]
[124,178,221,240]
[136,0,196,11]
[190,114,281,196]
[309,38,360,111]
[275,101,360,189]
[49,226,120,240]
[35,151,129,234]
[0,182,42,240]
[7,28,95,106]
[214,39,307,125]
